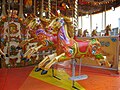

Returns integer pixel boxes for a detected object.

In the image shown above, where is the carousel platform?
[0,64,120,90]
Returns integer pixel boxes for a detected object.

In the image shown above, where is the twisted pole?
[74,0,79,37]
[48,0,51,19]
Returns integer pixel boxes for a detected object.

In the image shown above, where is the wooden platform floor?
[0,64,120,90]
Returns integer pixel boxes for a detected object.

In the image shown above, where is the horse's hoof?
[1,55,4,58]
[110,64,113,68]
[101,63,104,66]
[16,46,22,50]
[6,54,9,57]
[35,67,42,72]
[22,58,29,62]
[41,70,48,75]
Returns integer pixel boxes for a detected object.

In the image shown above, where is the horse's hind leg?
[24,47,35,58]
[35,53,57,72]
[95,59,103,66]
[27,45,43,59]
[41,53,65,75]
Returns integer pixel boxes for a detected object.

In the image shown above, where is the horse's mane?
[62,16,74,38]
[40,18,51,28]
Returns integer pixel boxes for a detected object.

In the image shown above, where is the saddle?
[74,37,89,53]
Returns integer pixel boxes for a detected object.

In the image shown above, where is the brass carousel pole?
[41,0,44,18]
[48,0,51,19]
[1,0,7,16]
[34,0,36,15]
[18,0,24,19]
[74,0,78,37]
[7,0,11,65]
[70,0,88,89]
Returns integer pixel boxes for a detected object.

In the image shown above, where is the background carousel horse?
[17,14,56,49]
[19,16,59,61]
[78,28,83,37]
[91,29,97,37]
[82,29,89,37]
[104,24,111,36]
[35,16,112,75]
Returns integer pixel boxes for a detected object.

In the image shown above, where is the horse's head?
[47,17,65,31]
[27,17,42,29]
[47,16,74,38]
[104,24,111,36]
[84,29,88,33]
[91,29,97,37]
[105,24,112,31]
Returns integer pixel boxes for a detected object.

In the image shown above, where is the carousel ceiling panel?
[43,0,120,16]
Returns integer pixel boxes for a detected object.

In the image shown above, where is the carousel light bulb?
[112,7,115,11]
[86,14,89,18]
[25,13,27,17]
[66,5,69,9]
[37,11,40,14]
[57,10,60,14]
[42,12,46,16]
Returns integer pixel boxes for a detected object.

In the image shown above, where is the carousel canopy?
[43,0,120,16]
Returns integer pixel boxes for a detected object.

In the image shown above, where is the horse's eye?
[56,19,58,21]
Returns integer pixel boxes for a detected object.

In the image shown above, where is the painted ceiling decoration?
[42,0,120,16]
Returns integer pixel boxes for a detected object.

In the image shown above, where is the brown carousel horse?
[35,16,112,75]
[104,24,111,36]
[82,29,89,37]
[91,29,97,37]
[78,28,83,37]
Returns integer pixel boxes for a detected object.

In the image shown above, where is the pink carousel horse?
[35,16,112,75]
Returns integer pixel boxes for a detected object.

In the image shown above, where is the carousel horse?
[22,28,58,60]
[78,28,83,37]
[91,29,97,37]
[35,16,112,75]
[82,29,89,37]
[17,14,55,49]
[104,24,111,36]
[21,15,73,61]
[19,16,58,61]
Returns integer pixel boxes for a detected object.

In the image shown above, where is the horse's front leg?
[41,53,65,75]
[103,56,112,68]
[26,45,43,59]
[23,45,43,61]
[35,53,57,72]
[0,49,5,56]
[17,38,35,49]
[23,47,35,58]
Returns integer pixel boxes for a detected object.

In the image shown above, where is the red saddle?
[74,37,90,53]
